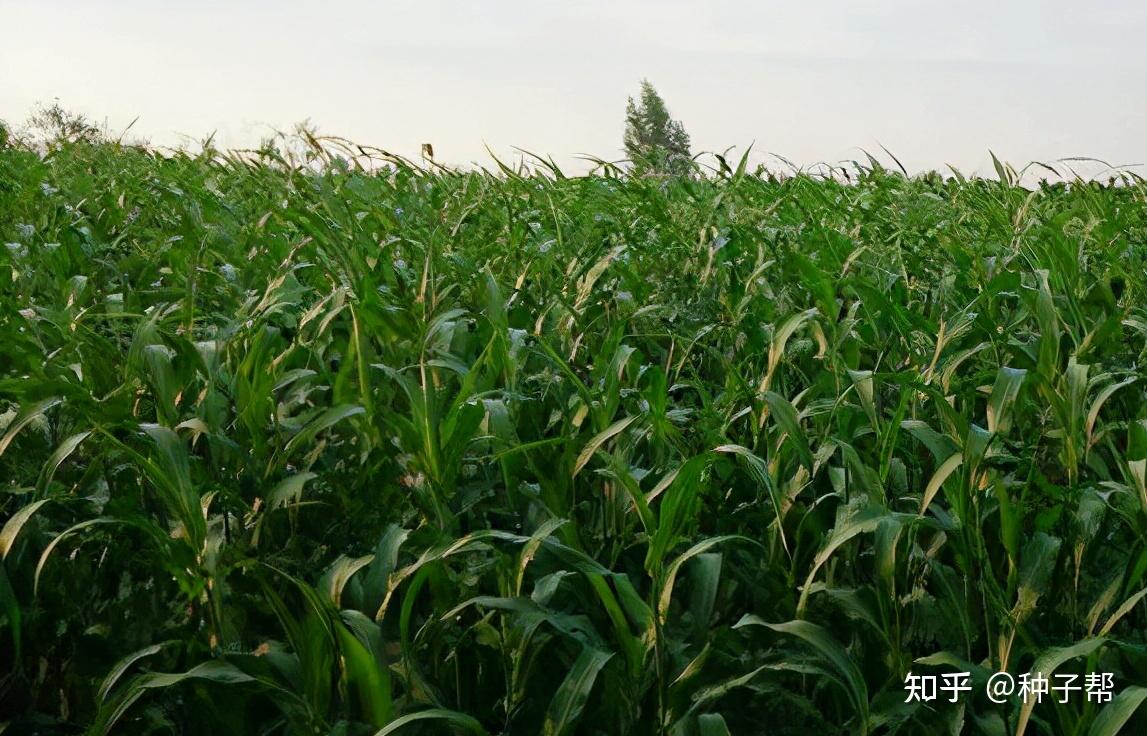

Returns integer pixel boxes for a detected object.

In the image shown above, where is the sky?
[2,0,1146,176]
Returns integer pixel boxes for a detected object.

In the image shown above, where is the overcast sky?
[3,0,1146,175]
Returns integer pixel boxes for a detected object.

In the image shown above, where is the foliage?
[2,131,1147,735]
[22,101,107,149]
[623,80,693,178]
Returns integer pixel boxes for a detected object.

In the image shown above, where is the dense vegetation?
[2,132,1147,735]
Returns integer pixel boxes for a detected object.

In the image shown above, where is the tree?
[25,101,104,148]
[623,80,693,177]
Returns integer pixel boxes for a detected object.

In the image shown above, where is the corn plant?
[2,131,1147,735]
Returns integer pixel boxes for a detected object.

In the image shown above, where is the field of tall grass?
[2,133,1147,735]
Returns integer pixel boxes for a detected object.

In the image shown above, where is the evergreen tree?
[623,80,693,177]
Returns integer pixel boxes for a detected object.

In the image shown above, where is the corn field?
[2,135,1147,735]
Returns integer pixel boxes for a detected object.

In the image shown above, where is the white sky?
[2,0,1146,175]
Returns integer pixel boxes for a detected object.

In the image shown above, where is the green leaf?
[986,367,1025,434]
[572,415,638,477]
[0,397,62,458]
[96,642,171,703]
[764,390,813,472]
[920,453,962,516]
[1087,377,1136,446]
[284,404,365,457]
[322,553,374,606]
[697,713,732,736]
[34,518,124,595]
[1088,686,1147,736]
[848,370,879,432]
[761,309,819,393]
[658,536,746,622]
[798,502,902,616]
[901,420,959,463]
[373,708,488,736]
[0,499,50,559]
[94,660,258,735]
[1016,637,1107,735]
[37,430,92,493]
[1100,586,1147,636]
[735,616,868,734]
[543,646,613,736]
[268,472,317,510]
[335,619,392,727]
